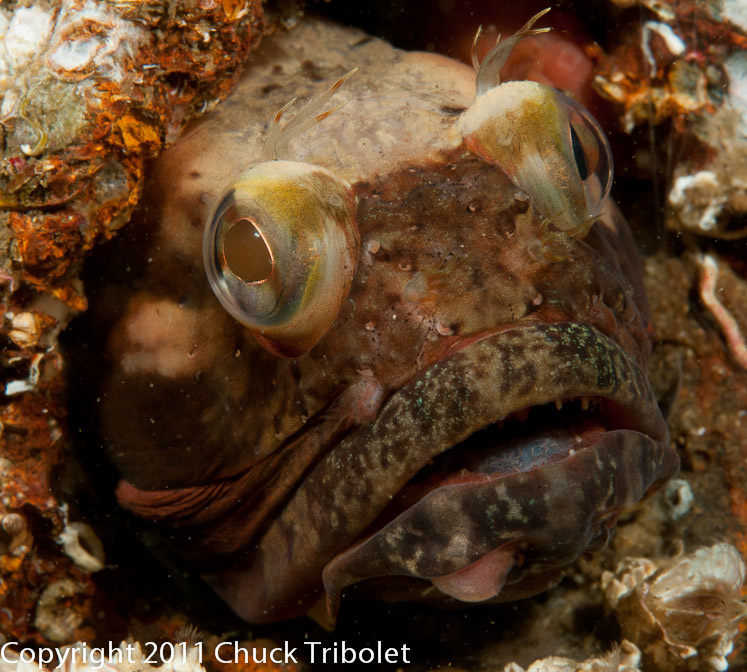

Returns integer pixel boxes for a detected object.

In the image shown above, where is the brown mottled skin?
[91,19,679,622]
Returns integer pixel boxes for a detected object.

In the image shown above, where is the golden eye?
[461,8,613,243]
[460,81,613,236]
[203,160,359,358]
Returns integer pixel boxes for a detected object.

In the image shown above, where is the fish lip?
[314,320,677,615]
[222,321,675,623]
[321,429,675,614]
[374,319,669,451]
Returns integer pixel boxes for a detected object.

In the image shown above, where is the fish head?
[89,17,678,623]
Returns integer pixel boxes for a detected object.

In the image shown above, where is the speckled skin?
[90,19,679,622]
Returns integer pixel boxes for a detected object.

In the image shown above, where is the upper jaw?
[214,321,676,623]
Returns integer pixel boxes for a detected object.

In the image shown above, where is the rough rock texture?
[0,0,264,645]
[595,0,747,239]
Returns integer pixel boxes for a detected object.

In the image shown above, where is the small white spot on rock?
[663,478,694,520]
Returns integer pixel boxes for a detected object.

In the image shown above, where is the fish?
[86,13,679,623]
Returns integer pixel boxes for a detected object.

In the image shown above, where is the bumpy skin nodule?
[90,19,679,623]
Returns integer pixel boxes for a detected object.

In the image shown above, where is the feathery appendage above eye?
[472,8,551,96]
[263,68,358,162]
[203,161,359,358]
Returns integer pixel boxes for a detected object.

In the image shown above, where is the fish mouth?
[321,396,672,614]
[210,322,678,623]
[317,321,677,616]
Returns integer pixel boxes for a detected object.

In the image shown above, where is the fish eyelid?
[263,68,359,161]
[473,8,552,97]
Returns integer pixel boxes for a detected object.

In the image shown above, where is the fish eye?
[569,124,590,181]
[203,160,359,358]
[556,91,613,218]
[460,80,615,237]
[222,217,273,283]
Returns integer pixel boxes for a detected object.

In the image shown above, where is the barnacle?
[602,543,747,671]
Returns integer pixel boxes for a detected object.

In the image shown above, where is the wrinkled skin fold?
[84,19,679,624]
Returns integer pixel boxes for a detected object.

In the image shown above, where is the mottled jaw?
[322,398,671,612]
[318,324,676,616]
[211,322,678,624]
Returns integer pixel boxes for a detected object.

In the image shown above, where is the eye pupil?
[570,124,589,181]
[222,217,273,283]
